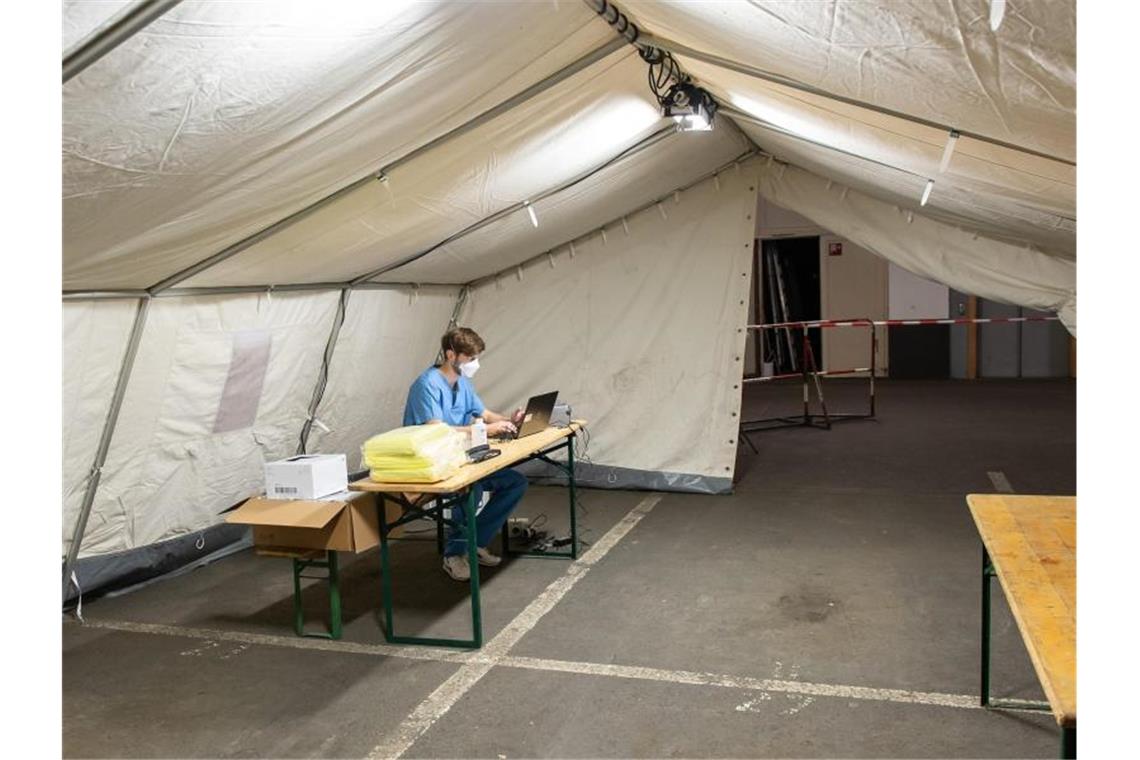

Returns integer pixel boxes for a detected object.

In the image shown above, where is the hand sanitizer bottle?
[470,417,487,448]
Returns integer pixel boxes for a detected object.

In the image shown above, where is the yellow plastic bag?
[362,424,453,458]
[362,424,468,483]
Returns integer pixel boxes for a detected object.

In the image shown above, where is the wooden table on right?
[967,494,1075,758]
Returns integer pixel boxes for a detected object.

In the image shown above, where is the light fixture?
[524,201,538,228]
[920,179,935,206]
[989,0,1006,31]
[661,82,717,132]
[939,130,960,173]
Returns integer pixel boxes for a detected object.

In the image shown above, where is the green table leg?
[568,433,578,560]
[465,488,483,648]
[505,439,579,560]
[380,489,482,648]
[982,545,992,706]
[980,543,1052,714]
[293,558,304,637]
[378,495,397,642]
[327,550,342,640]
[1061,727,1075,759]
[291,551,342,640]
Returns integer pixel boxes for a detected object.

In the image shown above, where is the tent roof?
[62,0,1076,294]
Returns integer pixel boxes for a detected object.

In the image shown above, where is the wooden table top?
[349,422,585,495]
[967,494,1075,728]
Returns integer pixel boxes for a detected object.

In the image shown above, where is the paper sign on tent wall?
[213,330,272,433]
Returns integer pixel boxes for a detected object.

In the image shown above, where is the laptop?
[493,391,558,441]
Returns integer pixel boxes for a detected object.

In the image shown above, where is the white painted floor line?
[76,615,1020,715]
[368,494,662,759]
[77,618,466,663]
[988,471,1015,493]
[72,491,1044,752]
[498,655,980,710]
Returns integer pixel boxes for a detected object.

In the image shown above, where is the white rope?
[71,571,85,624]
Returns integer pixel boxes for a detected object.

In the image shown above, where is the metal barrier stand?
[292,549,342,640]
[739,319,877,449]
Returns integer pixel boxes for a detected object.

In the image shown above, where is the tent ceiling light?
[662,82,717,131]
[920,179,935,206]
[989,0,1006,31]
[524,201,538,228]
[939,130,960,173]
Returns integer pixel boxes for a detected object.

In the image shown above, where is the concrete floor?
[63,378,1075,758]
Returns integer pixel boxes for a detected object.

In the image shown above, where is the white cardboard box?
[264,454,347,500]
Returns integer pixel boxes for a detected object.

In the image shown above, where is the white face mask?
[458,356,480,378]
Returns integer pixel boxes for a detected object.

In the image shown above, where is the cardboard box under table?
[226,491,403,639]
[350,421,587,650]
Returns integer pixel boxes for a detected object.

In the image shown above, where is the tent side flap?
[74,291,343,561]
[756,161,1076,333]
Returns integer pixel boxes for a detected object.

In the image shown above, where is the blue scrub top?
[403,366,485,426]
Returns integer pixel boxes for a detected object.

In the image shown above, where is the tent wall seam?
[354,124,678,284]
[63,0,183,83]
[296,288,352,455]
[465,148,759,291]
[139,38,629,295]
[62,296,151,604]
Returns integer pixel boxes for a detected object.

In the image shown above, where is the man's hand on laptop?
[511,407,525,426]
[488,420,517,437]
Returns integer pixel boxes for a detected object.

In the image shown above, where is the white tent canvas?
[61,0,1076,597]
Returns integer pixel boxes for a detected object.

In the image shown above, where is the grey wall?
[1020,308,1071,377]
[949,293,1070,378]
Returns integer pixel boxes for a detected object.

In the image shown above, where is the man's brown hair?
[441,327,485,357]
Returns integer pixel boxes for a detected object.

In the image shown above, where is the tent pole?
[435,287,472,364]
[297,288,352,455]
[637,32,1074,168]
[351,125,677,284]
[724,107,929,180]
[63,290,150,301]
[63,0,184,83]
[63,296,152,604]
[62,282,439,301]
[144,38,627,295]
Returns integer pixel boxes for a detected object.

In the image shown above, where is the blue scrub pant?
[443,468,528,556]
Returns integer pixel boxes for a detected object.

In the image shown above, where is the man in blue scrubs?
[403,327,527,581]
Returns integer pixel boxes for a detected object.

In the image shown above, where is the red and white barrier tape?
[744,367,873,384]
[749,316,1058,330]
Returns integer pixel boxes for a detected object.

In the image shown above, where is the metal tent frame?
[60,20,762,600]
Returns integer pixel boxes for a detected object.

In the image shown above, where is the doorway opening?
[757,236,820,375]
